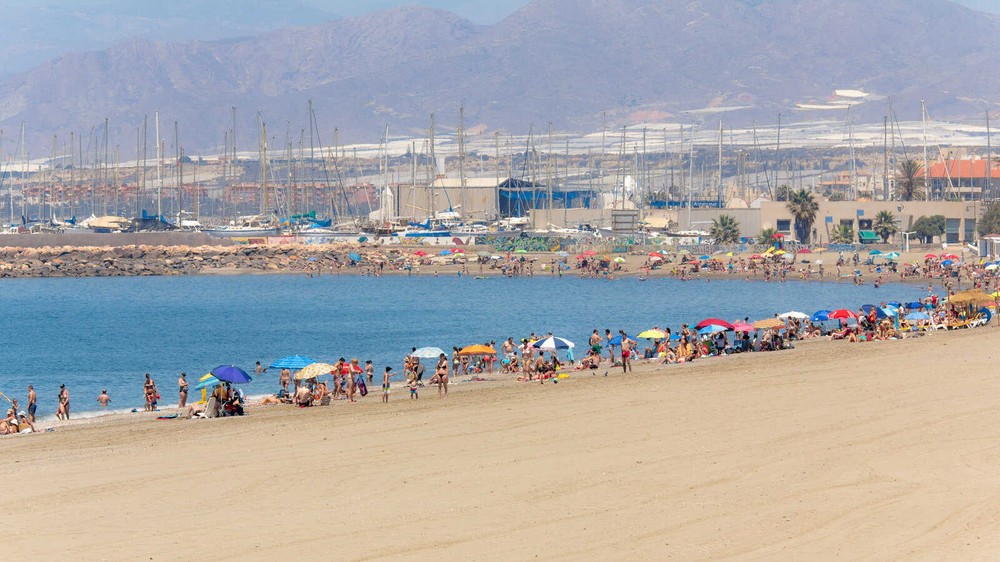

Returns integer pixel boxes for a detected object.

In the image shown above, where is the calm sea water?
[0,273,923,418]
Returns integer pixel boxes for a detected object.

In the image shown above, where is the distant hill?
[0,0,336,77]
[2,0,999,154]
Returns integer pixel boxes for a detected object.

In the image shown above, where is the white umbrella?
[412,347,446,359]
[532,336,575,351]
[777,311,808,320]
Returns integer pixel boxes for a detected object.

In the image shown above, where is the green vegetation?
[786,189,818,244]
[872,210,898,243]
[830,224,855,244]
[710,215,742,244]
[912,215,946,243]
[896,159,925,201]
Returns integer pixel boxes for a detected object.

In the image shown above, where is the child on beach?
[409,375,418,400]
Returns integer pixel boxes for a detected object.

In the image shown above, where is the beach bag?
[357,378,368,397]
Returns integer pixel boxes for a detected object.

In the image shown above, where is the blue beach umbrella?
[608,334,628,346]
[905,311,931,321]
[811,310,831,322]
[210,365,252,384]
[905,301,923,309]
[886,301,901,308]
[348,252,362,262]
[269,355,316,370]
[884,252,900,260]
[439,249,452,256]
[698,324,729,335]
[869,249,882,255]
[698,255,710,260]
[941,260,954,266]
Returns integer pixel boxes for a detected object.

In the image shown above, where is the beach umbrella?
[905,301,924,309]
[886,301,901,308]
[752,318,785,330]
[348,252,362,262]
[986,263,999,271]
[613,256,626,263]
[868,249,882,255]
[637,329,667,339]
[924,253,937,259]
[514,249,528,254]
[649,255,663,262]
[582,250,597,256]
[884,252,900,259]
[811,310,831,322]
[750,254,764,259]
[941,260,954,267]
[438,249,452,256]
[797,248,811,254]
[905,311,931,321]
[533,336,575,350]
[269,355,316,370]
[698,324,729,335]
[607,334,626,346]
[414,250,428,257]
[412,346,446,359]
[649,251,663,258]
[452,248,465,254]
[777,311,808,320]
[195,374,221,391]
[295,362,336,380]
[458,344,496,355]
[210,365,252,384]
[828,309,858,320]
[774,249,786,256]
[698,254,710,260]
[878,307,897,318]
[695,318,735,330]
[491,255,503,260]
[941,253,960,260]
[948,289,994,307]
[731,321,756,332]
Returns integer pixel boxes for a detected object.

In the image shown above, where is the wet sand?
[3,328,999,560]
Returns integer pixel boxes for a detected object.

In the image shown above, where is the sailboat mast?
[428,113,436,220]
[155,111,162,218]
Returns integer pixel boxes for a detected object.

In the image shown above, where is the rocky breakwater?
[0,244,398,278]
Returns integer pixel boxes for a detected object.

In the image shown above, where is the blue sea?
[0,274,925,418]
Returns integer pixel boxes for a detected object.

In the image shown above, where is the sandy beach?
[3,328,999,560]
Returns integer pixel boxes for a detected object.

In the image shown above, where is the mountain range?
[2,0,999,155]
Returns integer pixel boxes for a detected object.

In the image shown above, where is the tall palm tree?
[896,159,925,201]
[710,214,741,244]
[786,189,818,244]
[758,226,777,244]
[873,210,897,243]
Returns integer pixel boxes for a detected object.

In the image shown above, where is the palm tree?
[758,226,777,245]
[710,214,741,244]
[896,159,925,201]
[786,188,819,244]
[873,210,897,243]
[830,224,855,244]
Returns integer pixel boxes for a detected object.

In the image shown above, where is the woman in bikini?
[436,353,449,398]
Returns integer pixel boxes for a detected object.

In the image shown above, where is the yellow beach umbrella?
[295,362,337,380]
[637,329,667,339]
[458,344,496,355]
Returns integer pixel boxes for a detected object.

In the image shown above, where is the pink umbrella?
[731,321,756,332]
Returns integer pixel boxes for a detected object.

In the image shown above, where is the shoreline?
[3,327,999,559]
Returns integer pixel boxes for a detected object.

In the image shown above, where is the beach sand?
[3,328,999,560]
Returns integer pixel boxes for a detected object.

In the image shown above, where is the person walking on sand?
[97,390,111,408]
[620,331,634,374]
[436,353,449,398]
[27,385,37,422]
[382,366,392,404]
[178,373,189,408]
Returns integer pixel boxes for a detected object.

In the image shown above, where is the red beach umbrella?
[695,318,735,330]
[414,250,428,257]
[797,248,812,254]
[924,253,937,259]
[649,251,664,258]
[828,309,858,320]
[941,253,959,260]
[584,250,598,256]
[750,254,764,259]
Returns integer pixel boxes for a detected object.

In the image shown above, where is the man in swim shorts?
[27,385,36,422]
[382,366,392,404]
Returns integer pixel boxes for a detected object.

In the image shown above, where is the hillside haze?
[1,0,998,154]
